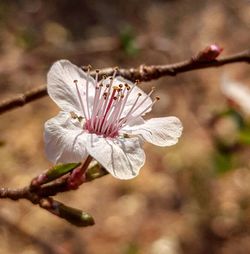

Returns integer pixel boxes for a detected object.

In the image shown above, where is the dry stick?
[0,49,249,115]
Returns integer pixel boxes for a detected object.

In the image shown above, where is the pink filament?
[73,72,156,138]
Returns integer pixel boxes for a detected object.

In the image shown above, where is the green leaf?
[120,26,139,56]
[238,128,250,145]
[213,151,232,174]
[46,163,81,182]
[123,243,139,254]
[85,163,108,181]
[220,108,245,129]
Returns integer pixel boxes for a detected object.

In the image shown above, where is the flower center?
[73,68,159,138]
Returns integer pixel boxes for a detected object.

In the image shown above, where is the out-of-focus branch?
[0,85,47,115]
[0,48,249,115]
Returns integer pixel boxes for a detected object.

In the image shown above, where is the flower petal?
[83,133,145,180]
[221,75,250,115]
[44,111,88,163]
[47,60,95,114]
[124,117,183,146]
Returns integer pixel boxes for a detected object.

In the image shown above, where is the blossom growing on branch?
[44,60,183,179]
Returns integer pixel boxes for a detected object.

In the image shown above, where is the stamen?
[117,92,142,127]
[85,67,91,119]
[123,96,160,126]
[113,67,119,78]
[128,87,155,116]
[81,70,158,138]
[74,80,88,119]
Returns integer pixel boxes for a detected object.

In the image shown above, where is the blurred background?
[0,0,250,253]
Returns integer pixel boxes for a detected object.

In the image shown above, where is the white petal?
[124,117,183,146]
[44,111,88,163]
[47,60,95,114]
[83,133,145,180]
[113,76,153,117]
[221,75,250,115]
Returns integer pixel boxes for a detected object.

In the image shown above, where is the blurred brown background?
[0,0,250,254]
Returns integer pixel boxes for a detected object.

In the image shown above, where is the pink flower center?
[74,68,159,138]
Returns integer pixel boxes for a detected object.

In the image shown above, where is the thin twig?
[0,163,107,226]
[0,49,249,115]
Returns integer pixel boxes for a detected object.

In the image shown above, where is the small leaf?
[123,243,140,254]
[46,163,81,182]
[120,26,139,56]
[85,163,108,181]
[220,108,245,129]
[213,151,232,174]
[238,128,250,145]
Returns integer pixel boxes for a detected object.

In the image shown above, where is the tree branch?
[0,163,107,226]
[0,49,249,115]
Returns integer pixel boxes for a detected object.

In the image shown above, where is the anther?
[119,84,123,88]
[95,69,100,73]
[155,96,160,100]
[138,93,142,96]
[87,64,92,70]
[70,111,78,119]
[74,80,78,83]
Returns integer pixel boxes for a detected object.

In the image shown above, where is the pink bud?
[195,44,223,61]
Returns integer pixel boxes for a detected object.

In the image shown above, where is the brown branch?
[0,163,107,226]
[0,49,249,115]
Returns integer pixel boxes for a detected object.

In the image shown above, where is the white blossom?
[44,60,183,179]
[221,75,250,115]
